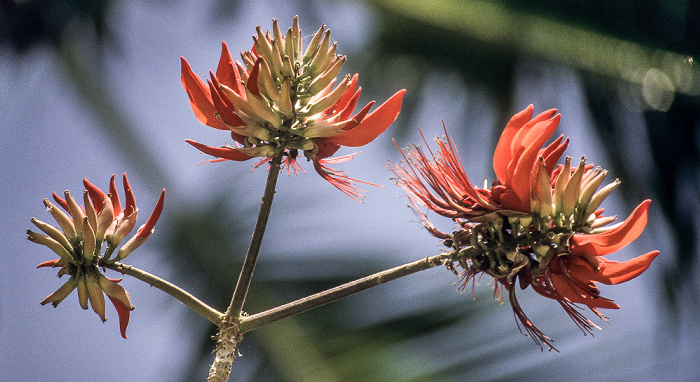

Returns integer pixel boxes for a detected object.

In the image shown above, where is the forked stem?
[208,150,284,382]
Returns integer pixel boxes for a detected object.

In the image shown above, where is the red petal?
[83,178,107,214]
[207,76,246,134]
[109,174,122,216]
[541,135,569,176]
[315,142,341,160]
[215,42,240,90]
[568,250,660,285]
[320,89,405,147]
[325,74,359,116]
[548,270,620,309]
[493,105,534,184]
[185,139,254,161]
[36,259,61,268]
[571,200,651,256]
[52,192,69,212]
[122,173,136,219]
[107,296,131,339]
[180,57,228,130]
[133,189,165,240]
[508,114,560,210]
[246,57,262,97]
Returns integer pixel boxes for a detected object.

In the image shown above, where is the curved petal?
[83,178,108,214]
[325,73,359,116]
[109,174,122,215]
[122,173,136,219]
[541,135,569,176]
[215,41,241,90]
[571,200,651,256]
[180,57,228,130]
[568,250,660,285]
[185,139,254,161]
[321,89,405,147]
[314,141,341,160]
[548,269,620,309]
[207,76,246,132]
[493,104,534,184]
[508,114,560,210]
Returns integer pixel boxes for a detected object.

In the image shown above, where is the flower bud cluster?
[182,16,405,200]
[28,174,165,338]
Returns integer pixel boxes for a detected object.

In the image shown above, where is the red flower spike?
[571,200,651,256]
[180,57,228,130]
[181,18,405,200]
[391,104,660,350]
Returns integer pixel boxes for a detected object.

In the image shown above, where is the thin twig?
[102,261,224,325]
[238,250,459,333]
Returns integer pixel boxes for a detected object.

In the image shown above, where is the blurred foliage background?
[2,0,699,381]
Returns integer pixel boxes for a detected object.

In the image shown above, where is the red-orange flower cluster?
[182,17,405,200]
[391,105,659,350]
[29,174,165,338]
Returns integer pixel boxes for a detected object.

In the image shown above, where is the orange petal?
[109,174,122,216]
[326,74,359,116]
[493,105,534,184]
[36,259,61,268]
[568,250,660,285]
[122,173,136,219]
[549,268,620,309]
[215,42,240,90]
[83,178,108,214]
[107,295,132,339]
[180,57,228,130]
[185,139,254,161]
[207,77,246,134]
[508,114,560,210]
[320,89,405,147]
[540,135,569,176]
[246,57,262,97]
[571,200,651,256]
[133,189,165,240]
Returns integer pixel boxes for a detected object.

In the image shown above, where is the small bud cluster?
[28,173,165,338]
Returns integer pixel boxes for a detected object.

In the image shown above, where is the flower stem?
[226,149,285,320]
[102,261,224,325]
[208,150,284,382]
[238,250,459,333]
